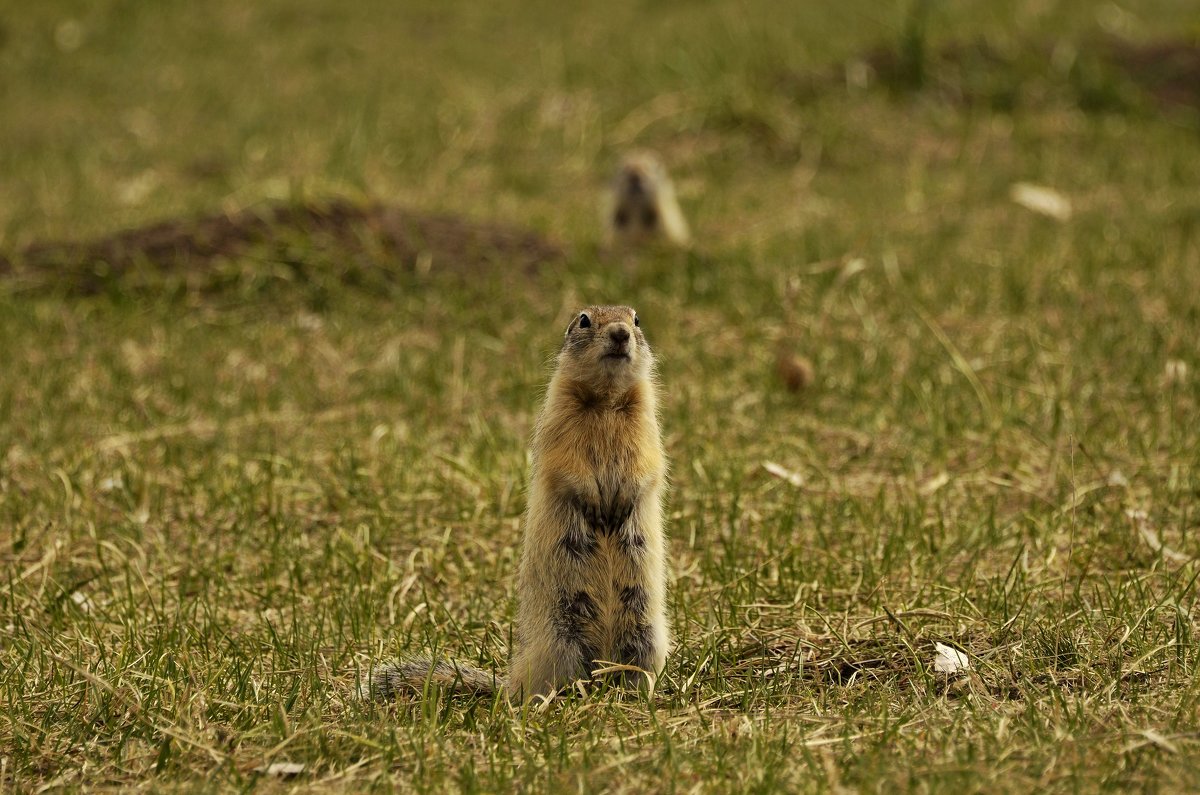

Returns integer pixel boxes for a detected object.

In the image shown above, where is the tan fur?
[366,306,670,702]
[508,305,669,697]
[605,152,691,249]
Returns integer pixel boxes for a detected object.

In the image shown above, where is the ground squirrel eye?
[578,313,592,329]
[633,314,640,327]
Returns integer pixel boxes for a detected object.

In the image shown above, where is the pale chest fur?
[533,400,664,508]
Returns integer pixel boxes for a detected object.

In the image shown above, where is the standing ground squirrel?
[606,152,691,249]
[367,305,670,701]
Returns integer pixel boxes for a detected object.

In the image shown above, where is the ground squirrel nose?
[609,326,630,344]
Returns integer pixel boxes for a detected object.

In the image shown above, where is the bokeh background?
[2,1,1199,791]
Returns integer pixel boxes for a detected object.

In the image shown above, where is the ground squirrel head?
[607,152,690,249]
[557,305,652,396]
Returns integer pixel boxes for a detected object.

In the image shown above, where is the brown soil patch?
[787,35,1200,114]
[1101,37,1200,110]
[0,199,564,292]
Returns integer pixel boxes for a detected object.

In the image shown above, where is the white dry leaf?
[933,642,970,674]
[762,461,804,488]
[919,472,950,496]
[839,257,868,279]
[71,591,93,613]
[260,762,306,778]
[1010,182,1072,221]
[55,19,85,52]
[1165,359,1189,385]
[1138,728,1180,754]
[1106,469,1129,487]
[116,170,159,206]
[1126,508,1191,563]
[844,58,874,90]
[295,312,324,332]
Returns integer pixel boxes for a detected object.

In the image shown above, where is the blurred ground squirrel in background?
[367,305,670,701]
[605,152,691,249]
[775,347,815,393]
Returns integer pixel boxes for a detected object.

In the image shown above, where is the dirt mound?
[1102,37,1200,110]
[1,199,564,293]
[784,35,1200,115]
[868,35,1200,112]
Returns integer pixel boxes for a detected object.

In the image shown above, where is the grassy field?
[3,0,1200,791]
